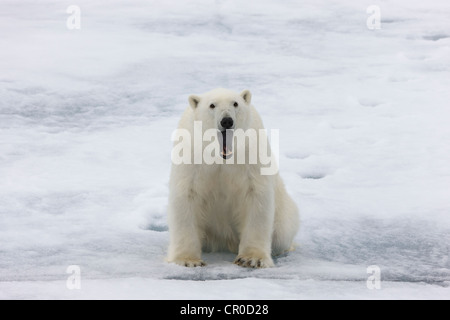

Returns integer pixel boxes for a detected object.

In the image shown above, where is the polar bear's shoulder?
[177,106,194,130]
[249,105,265,131]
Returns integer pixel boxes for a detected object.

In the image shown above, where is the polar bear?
[167,88,299,268]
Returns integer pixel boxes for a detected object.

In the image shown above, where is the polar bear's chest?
[194,165,249,250]
[196,164,249,203]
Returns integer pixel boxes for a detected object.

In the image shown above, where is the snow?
[1,0,450,299]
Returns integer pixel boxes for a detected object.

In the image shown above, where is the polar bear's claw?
[174,259,206,267]
[234,256,273,268]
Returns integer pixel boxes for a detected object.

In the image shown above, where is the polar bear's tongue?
[219,130,233,160]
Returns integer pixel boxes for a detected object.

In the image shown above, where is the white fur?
[167,88,299,268]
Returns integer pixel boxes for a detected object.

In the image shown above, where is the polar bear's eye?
[209,104,215,109]
[233,102,238,107]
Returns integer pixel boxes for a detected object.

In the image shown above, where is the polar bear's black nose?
[221,117,234,129]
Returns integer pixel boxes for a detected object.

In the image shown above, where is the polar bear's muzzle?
[218,129,233,160]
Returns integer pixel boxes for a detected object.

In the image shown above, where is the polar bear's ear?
[188,95,201,109]
[240,90,252,104]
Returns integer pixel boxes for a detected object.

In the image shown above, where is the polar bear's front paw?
[173,259,206,268]
[234,255,274,268]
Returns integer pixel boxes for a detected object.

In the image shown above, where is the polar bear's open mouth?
[219,130,233,160]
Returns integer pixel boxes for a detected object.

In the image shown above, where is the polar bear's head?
[188,88,252,131]
[188,88,252,159]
